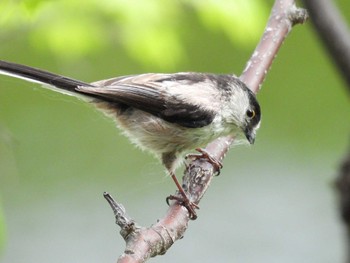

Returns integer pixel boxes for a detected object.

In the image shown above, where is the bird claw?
[186,148,223,175]
[166,195,199,220]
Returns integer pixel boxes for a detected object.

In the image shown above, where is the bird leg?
[162,152,199,219]
[186,148,223,175]
[166,171,199,220]
[165,148,222,219]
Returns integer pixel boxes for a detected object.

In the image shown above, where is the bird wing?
[77,73,221,128]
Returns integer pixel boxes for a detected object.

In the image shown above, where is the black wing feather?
[161,98,215,128]
[77,76,216,128]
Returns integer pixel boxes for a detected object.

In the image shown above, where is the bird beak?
[244,128,255,144]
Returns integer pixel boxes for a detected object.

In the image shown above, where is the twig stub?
[288,6,309,26]
[103,192,139,239]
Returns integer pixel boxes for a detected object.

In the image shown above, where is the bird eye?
[246,109,255,119]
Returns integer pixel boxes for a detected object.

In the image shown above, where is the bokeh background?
[0,0,350,262]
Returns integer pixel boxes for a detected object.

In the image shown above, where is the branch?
[302,0,350,260]
[302,0,350,91]
[105,1,308,262]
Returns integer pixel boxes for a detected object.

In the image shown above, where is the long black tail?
[0,60,94,94]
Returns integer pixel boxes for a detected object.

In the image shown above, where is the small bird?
[0,60,261,219]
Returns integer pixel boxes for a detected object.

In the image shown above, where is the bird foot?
[166,194,199,220]
[186,148,223,175]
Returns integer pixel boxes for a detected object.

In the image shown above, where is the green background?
[0,0,349,262]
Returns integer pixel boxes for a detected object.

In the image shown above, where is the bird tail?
[0,60,94,96]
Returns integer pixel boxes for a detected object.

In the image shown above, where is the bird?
[0,60,261,219]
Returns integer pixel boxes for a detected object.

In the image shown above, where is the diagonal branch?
[105,1,308,262]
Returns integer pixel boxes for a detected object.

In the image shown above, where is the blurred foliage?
[0,0,268,69]
[0,0,350,262]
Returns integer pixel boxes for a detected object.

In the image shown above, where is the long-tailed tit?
[0,60,261,219]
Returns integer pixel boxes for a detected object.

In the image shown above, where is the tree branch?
[105,1,308,262]
[302,0,350,91]
[301,0,350,261]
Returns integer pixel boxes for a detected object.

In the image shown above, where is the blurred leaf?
[0,2,26,27]
[24,1,106,58]
[0,0,268,68]
[105,0,184,69]
[21,0,46,14]
[191,0,269,46]
[30,17,105,59]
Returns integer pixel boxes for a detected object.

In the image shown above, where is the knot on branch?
[288,6,309,26]
[183,159,216,203]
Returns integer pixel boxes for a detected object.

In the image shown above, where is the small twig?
[103,192,138,239]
